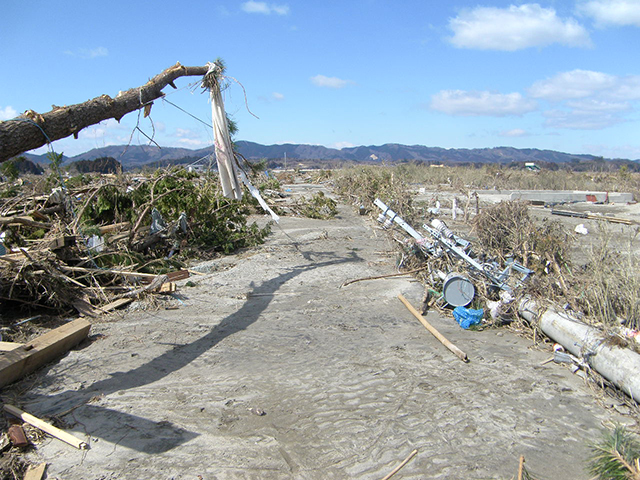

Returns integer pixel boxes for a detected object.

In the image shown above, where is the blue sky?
[2,0,640,159]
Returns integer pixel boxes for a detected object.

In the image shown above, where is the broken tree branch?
[380,449,418,480]
[0,216,50,229]
[341,267,428,288]
[0,62,210,163]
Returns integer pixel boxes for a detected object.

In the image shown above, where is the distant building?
[525,162,541,171]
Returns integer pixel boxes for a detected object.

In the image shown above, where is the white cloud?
[578,0,640,27]
[430,90,537,116]
[310,75,353,89]
[0,105,17,120]
[177,138,208,147]
[241,1,289,15]
[500,128,529,137]
[582,143,640,159]
[78,118,127,140]
[174,128,207,147]
[527,69,640,130]
[65,46,108,59]
[448,4,591,50]
[330,141,356,149]
[272,92,285,101]
[565,98,631,113]
[529,69,618,100]
[544,109,624,129]
[528,69,640,102]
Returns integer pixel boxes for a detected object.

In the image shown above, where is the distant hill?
[22,141,639,170]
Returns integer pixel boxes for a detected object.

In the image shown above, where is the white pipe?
[519,298,640,402]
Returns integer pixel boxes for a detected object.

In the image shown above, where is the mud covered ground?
[5,185,638,479]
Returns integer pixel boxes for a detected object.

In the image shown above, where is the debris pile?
[374,198,540,317]
[0,168,273,316]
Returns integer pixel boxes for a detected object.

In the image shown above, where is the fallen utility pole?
[374,198,532,295]
[0,62,210,164]
[518,298,640,403]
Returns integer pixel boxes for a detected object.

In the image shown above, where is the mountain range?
[22,141,638,169]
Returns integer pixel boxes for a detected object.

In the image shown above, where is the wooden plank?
[166,269,190,282]
[100,297,134,313]
[0,319,91,388]
[49,235,76,250]
[0,342,24,352]
[397,294,469,363]
[4,405,88,450]
[24,463,47,480]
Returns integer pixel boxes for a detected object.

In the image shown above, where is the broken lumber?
[4,404,88,449]
[0,318,91,388]
[398,294,469,362]
[98,221,131,234]
[99,297,134,313]
[551,209,634,225]
[24,463,47,480]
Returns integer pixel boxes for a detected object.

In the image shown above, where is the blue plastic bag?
[453,306,484,329]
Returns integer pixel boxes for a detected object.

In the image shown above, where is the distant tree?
[71,157,122,174]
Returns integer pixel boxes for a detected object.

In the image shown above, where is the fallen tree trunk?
[0,62,210,164]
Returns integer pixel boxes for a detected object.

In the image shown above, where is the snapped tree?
[0,62,210,164]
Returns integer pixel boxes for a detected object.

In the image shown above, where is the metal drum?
[442,273,475,307]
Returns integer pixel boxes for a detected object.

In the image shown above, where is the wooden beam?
[0,341,24,352]
[24,463,47,480]
[0,319,91,388]
[100,297,133,313]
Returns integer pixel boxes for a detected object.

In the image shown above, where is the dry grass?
[574,225,640,330]
[333,164,640,330]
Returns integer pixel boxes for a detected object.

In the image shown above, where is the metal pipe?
[519,298,640,402]
[374,199,424,241]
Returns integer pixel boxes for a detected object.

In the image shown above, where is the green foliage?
[293,192,337,219]
[588,426,640,480]
[82,185,134,225]
[0,159,19,181]
[65,174,91,189]
[46,150,66,188]
[72,156,122,174]
[78,168,271,256]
